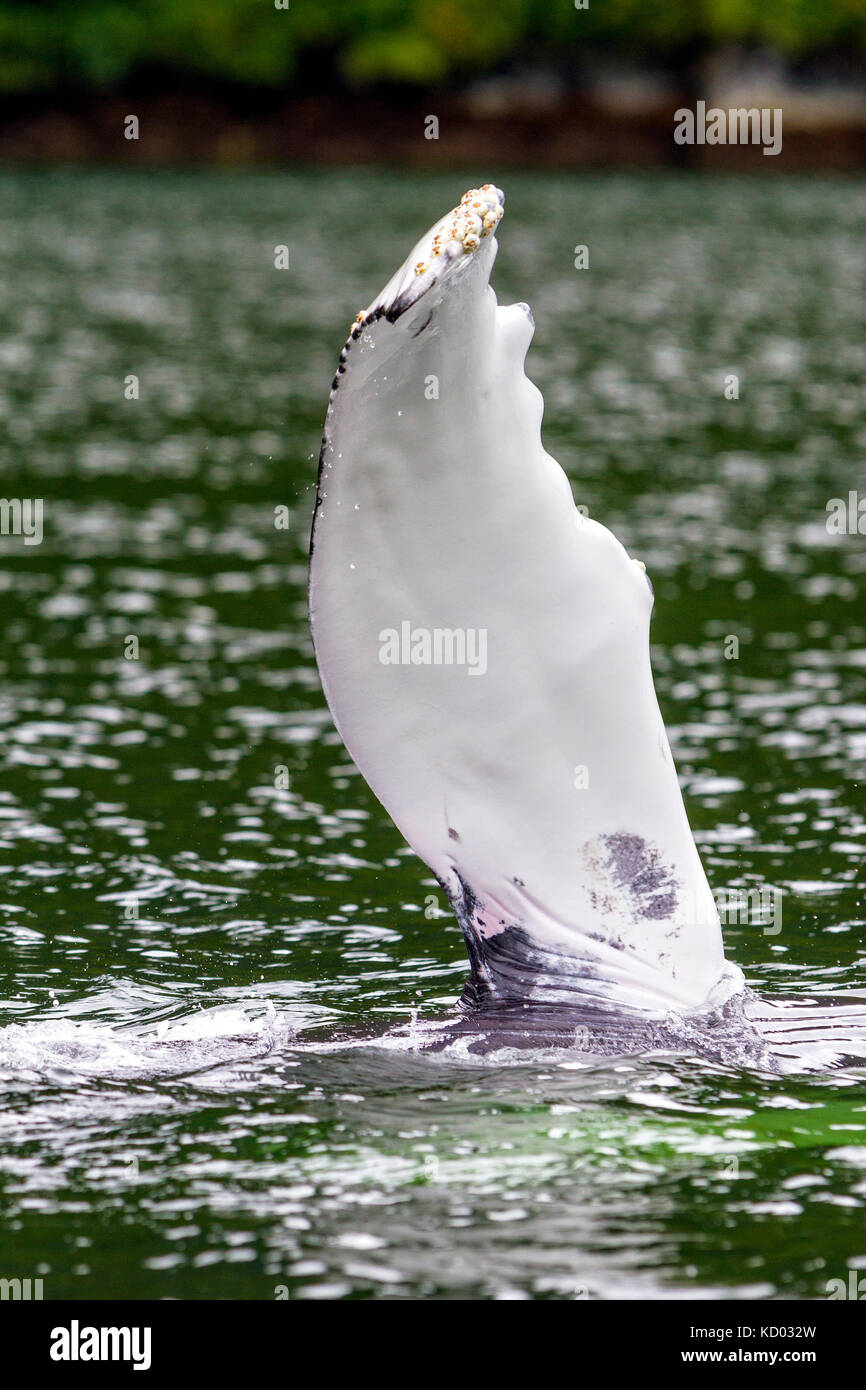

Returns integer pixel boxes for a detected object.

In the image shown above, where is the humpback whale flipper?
[310,185,744,1023]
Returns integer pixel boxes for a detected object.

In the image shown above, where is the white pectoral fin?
[310,184,741,1019]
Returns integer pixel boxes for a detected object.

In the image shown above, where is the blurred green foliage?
[0,0,864,93]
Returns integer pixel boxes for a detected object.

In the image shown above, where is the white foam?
[0,1004,298,1083]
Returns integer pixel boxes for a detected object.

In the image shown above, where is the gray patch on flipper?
[601,832,679,921]
[410,308,434,337]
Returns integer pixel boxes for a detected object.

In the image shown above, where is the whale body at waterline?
[309,184,866,1072]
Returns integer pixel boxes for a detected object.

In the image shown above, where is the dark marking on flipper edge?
[431,867,774,1066]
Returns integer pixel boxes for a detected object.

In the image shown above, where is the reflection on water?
[0,169,865,1299]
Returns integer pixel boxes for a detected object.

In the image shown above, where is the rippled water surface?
[1,169,865,1300]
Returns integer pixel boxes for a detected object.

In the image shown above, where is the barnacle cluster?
[349,183,504,336]
[413,184,504,277]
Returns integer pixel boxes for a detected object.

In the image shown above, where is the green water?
[0,169,865,1300]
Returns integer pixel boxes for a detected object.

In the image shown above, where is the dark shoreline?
[2,88,864,169]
